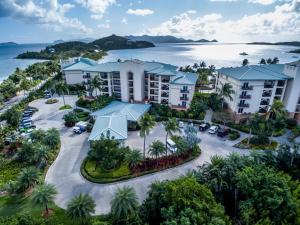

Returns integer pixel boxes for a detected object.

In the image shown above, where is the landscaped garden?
[63,108,91,127]
[81,116,201,183]
[76,94,114,111]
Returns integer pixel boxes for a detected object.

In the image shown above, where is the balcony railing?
[239,94,251,99]
[161,79,170,83]
[262,93,272,97]
[161,94,169,98]
[238,103,249,108]
[83,75,91,79]
[264,84,274,89]
[180,97,189,101]
[260,101,269,106]
[180,89,189,93]
[241,86,253,90]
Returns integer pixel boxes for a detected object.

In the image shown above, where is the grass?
[0,160,25,189]
[59,104,72,110]
[234,138,278,150]
[45,98,59,104]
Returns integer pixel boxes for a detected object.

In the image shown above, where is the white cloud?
[97,23,110,29]
[76,0,115,20]
[248,0,276,5]
[127,8,154,16]
[146,1,300,42]
[0,0,91,33]
[209,0,238,2]
[121,17,128,24]
[187,10,197,14]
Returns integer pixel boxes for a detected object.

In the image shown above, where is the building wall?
[65,70,84,85]
[169,84,194,108]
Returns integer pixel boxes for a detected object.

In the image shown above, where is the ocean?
[0,42,299,81]
[0,43,48,81]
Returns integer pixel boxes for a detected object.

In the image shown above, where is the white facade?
[216,61,300,119]
[62,59,197,109]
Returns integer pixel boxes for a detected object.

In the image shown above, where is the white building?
[62,58,198,109]
[215,61,300,121]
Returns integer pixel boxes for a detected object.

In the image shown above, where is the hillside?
[289,49,300,54]
[0,42,18,46]
[16,35,154,60]
[126,35,217,43]
[247,41,300,47]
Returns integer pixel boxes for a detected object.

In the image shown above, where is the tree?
[140,177,227,225]
[67,193,96,225]
[163,118,179,155]
[247,113,262,145]
[17,141,35,163]
[55,81,68,106]
[19,77,32,96]
[183,124,201,149]
[259,58,266,65]
[199,61,206,69]
[267,99,286,120]
[266,57,273,64]
[209,64,216,73]
[242,59,249,66]
[31,183,57,215]
[18,167,39,191]
[138,114,155,158]
[217,83,235,110]
[90,75,102,97]
[272,57,279,64]
[43,128,60,148]
[33,144,50,168]
[111,186,139,221]
[148,141,165,159]
[125,149,143,168]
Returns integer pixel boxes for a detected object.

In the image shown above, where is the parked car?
[217,128,230,137]
[73,121,88,134]
[167,138,177,153]
[208,125,219,134]
[199,122,210,131]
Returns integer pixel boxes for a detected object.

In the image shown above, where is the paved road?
[28,97,250,215]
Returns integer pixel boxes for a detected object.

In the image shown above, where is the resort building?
[62,57,197,109]
[216,60,300,121]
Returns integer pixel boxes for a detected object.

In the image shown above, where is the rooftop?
[63,57,98,71]
[217,64,291,81]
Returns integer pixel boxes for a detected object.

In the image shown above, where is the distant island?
[16,35,155,60]
[247,41,300,47]
[0,42,18,46]
[53,38,95,44]
[290,49,300,54]
[126,35,217,43]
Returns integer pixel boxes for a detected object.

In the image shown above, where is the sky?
[0,0,299,43]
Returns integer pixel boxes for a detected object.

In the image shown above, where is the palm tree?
[34,145,50,168]
[192,63,199,69]
[138,114,155,158]
[217,83,235,111]
[272,57,279,64]
[267,99,286,120]
[259,58,266,65]
[111,186,139,220]
[199,61,206,69]
[20,77,32,96]
[208,65,216,74]
[31,183,57,215]
[125,149,143,168]
[55,81,68,106]
[266,58,273,64]
[90,75,102,97]
[163,118,179,155]
[67,193,95,225]
[18,167,39,191]
[247,113,262,145]
[242,59,249,66]
[148,141,165,159]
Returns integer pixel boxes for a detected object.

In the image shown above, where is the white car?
[167,138,177,153]
[208,125,219,134]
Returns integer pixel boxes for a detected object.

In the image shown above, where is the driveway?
[30,98,249,215]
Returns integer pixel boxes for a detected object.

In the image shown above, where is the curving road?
[30,97,249,215]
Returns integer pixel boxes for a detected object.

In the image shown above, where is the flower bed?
[81,149,201,184]
[234,138,278,150]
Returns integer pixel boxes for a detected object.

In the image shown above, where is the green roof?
[88,115,127,141]
[217,64,290,81]
[63,57,97,71]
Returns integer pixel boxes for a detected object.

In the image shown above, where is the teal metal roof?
[63,57,97,71]
[88,115,127,141]
[85,62,122,72]
[218,64,290,81]
[91,101,151,122]
[170,71,198,85]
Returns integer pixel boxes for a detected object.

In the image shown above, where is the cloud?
[146,0,300,42]
[248,0,276,5]
[187,10,197,14]
[209,0,238,2]
[121,17,128,24]
[76,0,115,20]
[127,8,154,16]
[0,0,91,33]
[97,23,110,29]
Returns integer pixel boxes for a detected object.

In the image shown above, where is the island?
[16,35,155,60]
[126,35,218,43]
[289,49,300,54]
[0,42,18,46]
[247,41,300,47]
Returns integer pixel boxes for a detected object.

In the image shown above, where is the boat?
[239,52,248,55]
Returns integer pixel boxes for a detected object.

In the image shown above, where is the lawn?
[59,104,72,110]
[234,138,278,150]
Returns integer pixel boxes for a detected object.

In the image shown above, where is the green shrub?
[45,98,58,104]
[228,130,240,140]
[286,118,298,129]
[59,104,72,110]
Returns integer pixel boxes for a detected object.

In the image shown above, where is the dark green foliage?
[286,118,298,129]
[140,177,228,225]
[76,95,114,111]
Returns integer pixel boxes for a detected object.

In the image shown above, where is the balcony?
[83,74,91,79]
[150,91,159,95]
[180,96,189,101]
[150,76,159,82]
[83,81,91,85]
[259,107,267,113]
[241,86,253,90]
[262,92,272,97]
[180,89,189,93]
[161,78,170,83]
[239,94,251,99]
[150,84,159,88]
[238,103,249,108]
[161,93,169,98]
[264,84,274,89]
[260,101,269,106]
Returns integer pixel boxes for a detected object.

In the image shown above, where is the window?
[277,80,285,87]
[238,108,243,113]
